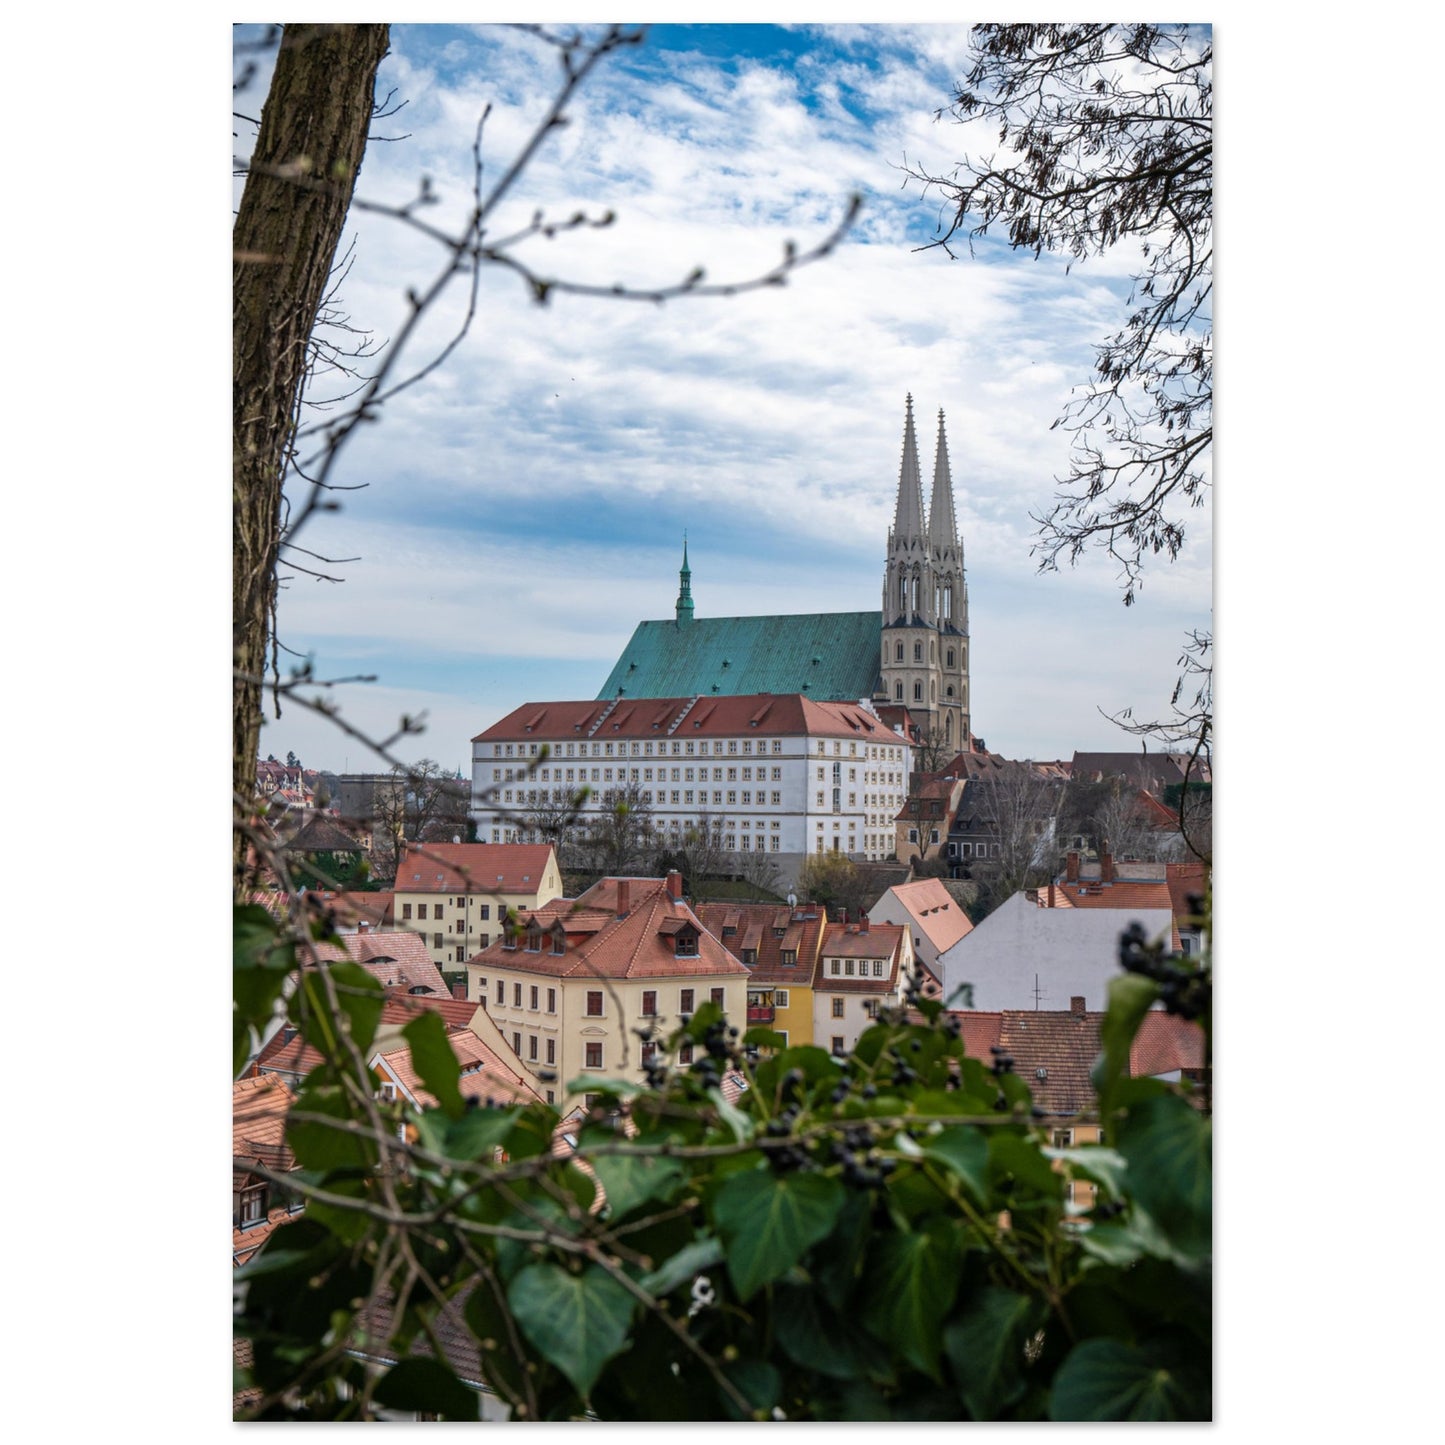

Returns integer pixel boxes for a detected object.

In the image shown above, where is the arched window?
[943,585,952,619]
[899,577,907,612]
[947,648,955,668]
[911,576,919,612]
[946,685,955,699]
[913,641,923,662]
[945,713,953,741]
[913,681,923,702]
[931,680,937,702]
[894,681,903,700]
[934,585,941,616]
[895,642,904,662]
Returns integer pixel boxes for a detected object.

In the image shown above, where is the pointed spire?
[929,408,959,558]
[675,533,694,625]
[892,394,927,542]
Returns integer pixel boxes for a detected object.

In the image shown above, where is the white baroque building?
[471,693,912,881]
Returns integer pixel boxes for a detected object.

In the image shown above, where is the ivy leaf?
[637,1235,725,1297]
[591,1151,684,1219]
[774,1284,872,1379]
[507,1262,636,1399]
[434,1105,521,1162]
[859,1224,962,1378]
[1091,973,1159,1111]
[401,1011,464,1119]
[1116,1093,1211,1260]
[372,1358,479,1421]
[943,1285,1041,1419]
[713,1168,844,1301]
[286,1084,378,1171]
[296,960,383,1060]
[1050,1337,1209,1420]
[923,1125,991,1206]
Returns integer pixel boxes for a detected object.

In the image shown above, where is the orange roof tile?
[695,900,827,985]
[393,842,557,895]
[373,1028,543,1108]
[879,878,974,955]
[1130,1011,1206,1077]
[469,879,748,981]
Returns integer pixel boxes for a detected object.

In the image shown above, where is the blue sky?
[235,22,1212,775]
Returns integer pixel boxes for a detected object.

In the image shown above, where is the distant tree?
[580,782,657,877]
[911,725,954,776]
[735,844,784,899]
[663,810,728,899]
[797,852,874,920]
[370,760,471,875]
[286,750,300,769]
[519,789,590,865]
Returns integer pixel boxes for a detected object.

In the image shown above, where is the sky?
[235,21,1213,776]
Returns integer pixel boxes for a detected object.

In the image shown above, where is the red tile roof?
[695,900,827,985]
[1046,878,1180,948]
[373,1028,543,1109]
[378,994,485,1031]
[474,694,908,745]
[308,930,451,996]
[877,878,973,955]
[813,921,906,992]
[1130,1011,1206,1077]
[233,1074,295,1159]
[470,879,749,981]
[393,842,557,896]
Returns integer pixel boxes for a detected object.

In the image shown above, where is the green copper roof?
[597,611,883,703]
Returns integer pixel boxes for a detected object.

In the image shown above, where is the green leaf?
[859,1224,962,1378]
[943,1286,1041,1419]
[507,1262,636,1399]
[296,960,384,1060]
[591,1151,683,1219]
[707,1084,754,1144]
[774,1284,872,1379]
[988,1131,1062,1199]
[743,1026,788,1052]
[432,1105,521,1162]
[923,1125,990,1206]
[1091,973,1159,1111]
[286,1084,378,1171]
[372,1358,479,1421]
[637,1235,725,1297]
[713,1168,844,1301]
[401,1011,464,1119]
[1044,1144,1130,1201]
[721,1359,781,1421]
[1116,1093,1211,1259]
[1050,1337,1209,1421]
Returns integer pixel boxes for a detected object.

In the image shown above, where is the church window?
[899,577,907,611]
[895,642,904,662]
[943,585,953,619]
[935,585,941,615]
[946,686,954,699]
[931,640,936,661]
[913,682,923,702]
[914,642,923,662]
[894,682,903,700]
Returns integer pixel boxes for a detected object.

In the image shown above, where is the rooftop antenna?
[1033,972,1047,1010]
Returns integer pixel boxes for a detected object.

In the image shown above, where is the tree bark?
[233,23,390,892]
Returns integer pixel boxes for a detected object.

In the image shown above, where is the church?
[595,395,972,753]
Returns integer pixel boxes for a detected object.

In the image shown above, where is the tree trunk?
[233,23,390,892]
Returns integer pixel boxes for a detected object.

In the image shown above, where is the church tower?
[879,396,970,754]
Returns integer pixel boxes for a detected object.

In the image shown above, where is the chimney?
[452,981,468,1002]
[1066,850,1080,882]
[860,914,869,933]
[1047,882,1056,908]
[666,869,683,901]
[358,920,370,934]
[616,880,630,918]
[1071,995,1086,1017]
[1100,849,1114,883]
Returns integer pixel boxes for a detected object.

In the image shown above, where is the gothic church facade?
[595,395,971,753]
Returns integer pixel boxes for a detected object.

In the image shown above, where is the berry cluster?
[1117,921,1210,1022]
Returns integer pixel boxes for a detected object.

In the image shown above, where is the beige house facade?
[392,842,562,972]
[465,874,748,1106]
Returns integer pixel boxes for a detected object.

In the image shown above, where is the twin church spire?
[882,394,970,751]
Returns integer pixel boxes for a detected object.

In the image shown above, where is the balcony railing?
[746,1005,775,1024]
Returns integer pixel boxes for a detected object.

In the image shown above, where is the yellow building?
[392,842,562,973]
[465,874,748,1106]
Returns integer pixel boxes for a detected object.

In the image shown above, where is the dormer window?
[675,933,698,958]
[742,948,757,965]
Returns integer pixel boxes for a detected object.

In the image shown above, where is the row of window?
[825,958,889,978]
[490,738,906,761]
[485,984,727,1017]
[887,638,962,666]
[892,679,961,702]
[402,901,495,922]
